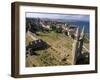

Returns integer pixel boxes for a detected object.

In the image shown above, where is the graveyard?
[26,18,89,67]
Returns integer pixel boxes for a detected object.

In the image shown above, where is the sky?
[26,12,89,22]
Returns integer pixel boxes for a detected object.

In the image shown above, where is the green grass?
[36,31,61,42]
[26,31,89,67]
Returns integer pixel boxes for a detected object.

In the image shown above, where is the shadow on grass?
[76,52,89,65]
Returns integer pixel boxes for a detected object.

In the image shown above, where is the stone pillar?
[78,26,85,55]
[72,27,80,65]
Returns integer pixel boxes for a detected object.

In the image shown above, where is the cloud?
[26,12,89,22]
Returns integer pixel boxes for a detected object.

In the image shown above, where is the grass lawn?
[26,31,89,67]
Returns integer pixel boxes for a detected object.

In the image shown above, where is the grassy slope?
[26,31,89,67]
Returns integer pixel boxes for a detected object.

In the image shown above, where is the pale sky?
[26,12,89,22]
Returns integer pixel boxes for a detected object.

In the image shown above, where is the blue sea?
[68,21,89,38]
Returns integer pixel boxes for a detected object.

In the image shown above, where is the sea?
[68,21,89,38]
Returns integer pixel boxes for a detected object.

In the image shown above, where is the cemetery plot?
[26,17,90,67]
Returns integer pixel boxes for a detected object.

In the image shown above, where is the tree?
[64,31,68,36]
[56,27,63,33]
[50,24,57,31]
